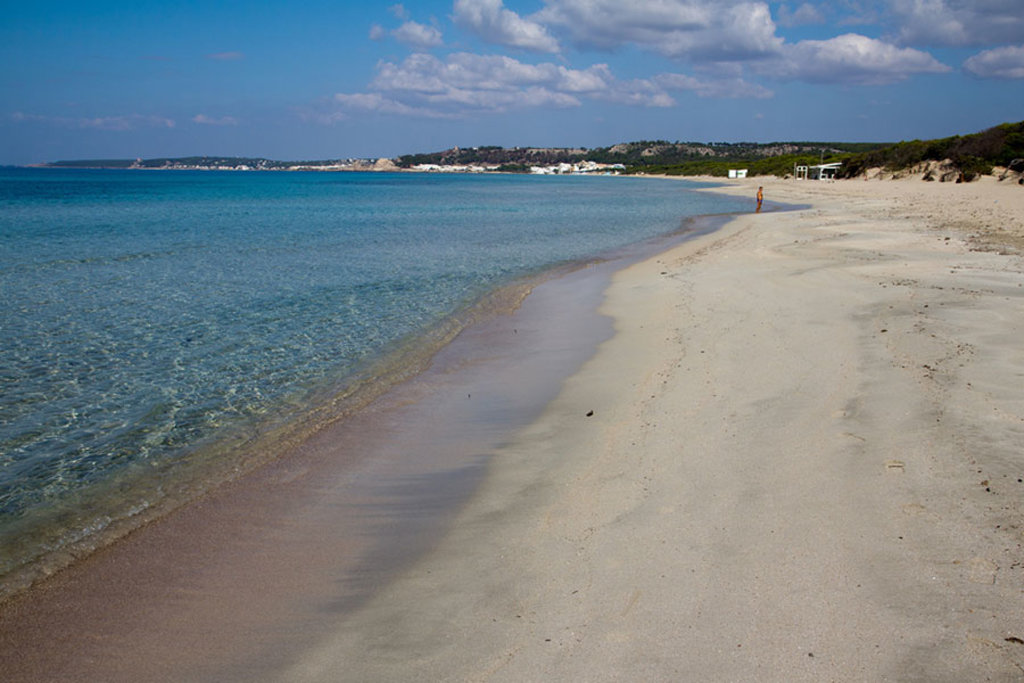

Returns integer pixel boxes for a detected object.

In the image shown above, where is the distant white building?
[412,163,499,173]
[530,161,626,175]
[728,169,748,179]
[795,162,842,180]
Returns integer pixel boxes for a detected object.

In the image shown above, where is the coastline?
[3,175,1024,680]
[0,206,732,680]
[280,176,1024,681]
[0,170,741,608]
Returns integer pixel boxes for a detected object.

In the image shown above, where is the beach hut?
[795,162,842,180]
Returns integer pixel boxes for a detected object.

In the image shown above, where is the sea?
[0,167,747,598]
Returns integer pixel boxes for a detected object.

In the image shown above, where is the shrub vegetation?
[838,121,1024,180]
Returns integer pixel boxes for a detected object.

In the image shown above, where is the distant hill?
[44,143,884,175]
[397,122,1024,180]
[395,141,886,175]
[45,158,140,168]
[38,120,1024,180]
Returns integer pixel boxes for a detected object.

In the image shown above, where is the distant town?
[37,154,628,176]
[408,159,627,175]
[34,120,1024,181]
[38,140,868,178]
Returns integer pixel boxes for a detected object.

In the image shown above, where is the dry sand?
[283,176,1024,681]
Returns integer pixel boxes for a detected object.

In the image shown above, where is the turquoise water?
[0,168,745,592]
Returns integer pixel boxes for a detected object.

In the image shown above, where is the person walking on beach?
[756,186,763,213]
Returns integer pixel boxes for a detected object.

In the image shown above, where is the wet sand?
[3,177,1024,680]
[0,217,719,681]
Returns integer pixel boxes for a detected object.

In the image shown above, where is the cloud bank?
[323,0,975,123]
[890,0,1024,47]
[453,0,559,53]
[964,45,1024,79]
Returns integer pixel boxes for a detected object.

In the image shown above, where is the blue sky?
[2,0,1023,164]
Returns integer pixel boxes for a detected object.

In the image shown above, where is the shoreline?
[0,265,539,607]
[280,176,1024,680]
[0,207,736,680]
[3,176,1024,680]
[0,248,618,680]
[0,172,739,607]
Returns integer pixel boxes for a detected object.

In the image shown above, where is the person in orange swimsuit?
[756,186,763,212]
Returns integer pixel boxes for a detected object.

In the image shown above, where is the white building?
[795,162,842,180]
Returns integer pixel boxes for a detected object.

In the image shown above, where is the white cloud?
[12,112,176,130]
[535,0,783,62]
[333,92,449,117]
[391,21,443,49]
[964,45,1024,79]
[776,2,826,27]
[334,1,968,124]
[657,72,774,98]
[85,115,177,130]
[370,8,443,49]
[301,93,445,125]
[773,33,950,85]
[192,114,239,126]
[326,52,680,120]
[453,0,560,53]
[889,0,1024,47]
[839,1,885,23]
[378,53,673,106]
[206,51,244,61]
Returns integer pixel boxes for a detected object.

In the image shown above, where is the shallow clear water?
[0,168,745,587]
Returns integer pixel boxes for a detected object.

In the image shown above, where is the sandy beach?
[282,175,1024,681]
[3,174,1024,681]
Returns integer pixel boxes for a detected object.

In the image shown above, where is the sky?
[2,0,1023,164]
